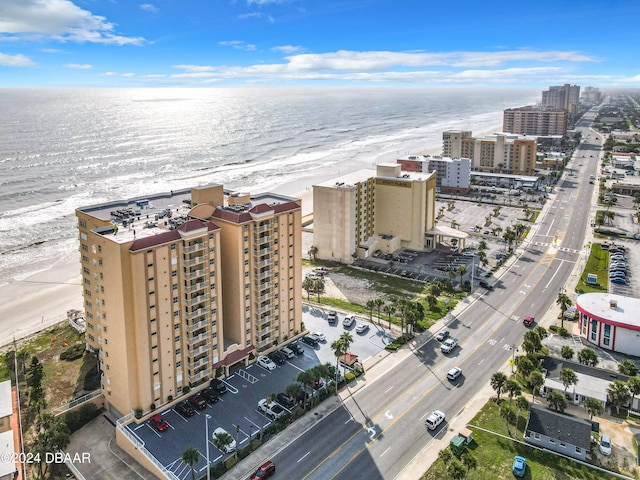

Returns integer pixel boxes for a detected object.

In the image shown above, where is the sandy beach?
[0,128,501,348]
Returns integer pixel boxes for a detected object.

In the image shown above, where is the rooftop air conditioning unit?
[610,300,618,309]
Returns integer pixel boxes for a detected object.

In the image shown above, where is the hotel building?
[542,84,581,113]
[313,163,438,264]
[76,185,302,417]
[397,155,471,194]
[502,106,568,137]
[442,131,538,175]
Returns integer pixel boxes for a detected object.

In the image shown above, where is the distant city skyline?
[1,0,639,88]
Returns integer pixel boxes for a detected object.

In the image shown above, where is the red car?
[250,461,275,479]
[149,414,169,432]
[523,316,534,327]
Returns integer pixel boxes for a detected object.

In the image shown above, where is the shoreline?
[0,125,502,345]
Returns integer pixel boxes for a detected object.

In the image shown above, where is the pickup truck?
[440,338,458,354]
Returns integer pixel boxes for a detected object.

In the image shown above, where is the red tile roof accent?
[129,220,218,251]
[272,201,301,213]
[211,208,252,224]
[212,345,255,368]
[249,203,273,214]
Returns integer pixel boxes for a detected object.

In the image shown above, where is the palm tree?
[607,380,630,414]
[461,453,477,474]
[583,397,604,420]
[493,206,501,217]
[514,356,534,380]
[302,277,314,301]
[447,459,466,480]
[559,368,578,395]
[561,346,574,360]
[478,240,488,251]
[182,446,200,480]
[374,298,385,324]
[366,299,376,322]
[515,396,529,435]
[340,332,354,355]
[438,448,453,479]
[500,402,516,436]
[457,264,466,286]
[556,293,572,328]
[330,339,346,394]
[426,294,438,310]
[548,391,567,412]
[308,245,318,261]
[313,278,325,302]
[578,347,598,367]
[296,370,315,410]
[383,303,395,330]
[528,371,544,404]
[523,330,542,353]
[503,227,516,251]
[628,376,640,411]
[490,372,507,402]
[505,379,521,404]
[619,359,638,376]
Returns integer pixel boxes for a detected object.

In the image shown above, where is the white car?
[258,399,286,420]
[312,331,327,342]
[212,427,236,453]
[355,324,369,334]
[256,355,276,371]
[343,315,355,327]
[447,367,462,381]
[599,434,612,456]
[425,410,446,430]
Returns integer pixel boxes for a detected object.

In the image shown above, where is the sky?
[0,0,639,88]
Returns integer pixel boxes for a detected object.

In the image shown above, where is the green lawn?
[421,400,621,480]
[576,243,609,294]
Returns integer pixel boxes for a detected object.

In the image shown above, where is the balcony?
[254,224,271,234]
[188,356,209,369]
[254,280,272,291]
[184,256,205,267]
[185,268,206,280]
[254,246,271,256]
[188,368,211,383]
[188,318,208,333]
[254,270,272,281]
[190,345,208,357]
[185,294,207,307]
[257,235,272,244]
[257,258,273,268]
[256,303,272,315]
[186,332,210,345]
[186,282,206,293]
[254,292,272,303]
[184,243,205,254]
[187,306,207,318]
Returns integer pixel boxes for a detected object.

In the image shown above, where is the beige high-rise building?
[76,185,301,417]
[443,131,537,175]
[541,84,580,113]
[502,106,568,137]
[313,164,437,264]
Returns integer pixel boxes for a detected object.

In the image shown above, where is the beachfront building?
[397,155,471,194]
[581,86,602,106]
[542,84,581,114]
[76,185,302,417]
[313,163,441,264]
[442,131,537,176]
[576,293,640,357]
[0,380,17,480]
[502,106,568,137]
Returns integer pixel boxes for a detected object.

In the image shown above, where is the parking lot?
[125,306,387,480]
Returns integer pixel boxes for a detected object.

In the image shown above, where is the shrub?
[150,403,156,410]
[64,403,101,433]
[134,409,142,419]
[182,386,190,394]
[60,343,85,361]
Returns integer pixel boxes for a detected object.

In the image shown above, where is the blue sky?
[0,0,638,88]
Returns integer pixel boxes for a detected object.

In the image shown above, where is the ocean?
[0,87,539,285]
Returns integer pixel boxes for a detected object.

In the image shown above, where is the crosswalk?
[532,241,582,254]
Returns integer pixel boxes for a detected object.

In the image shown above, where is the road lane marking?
[384,386,394,394]
[478,359,485,365]
[297,452,311,463]
[380,447,391,457]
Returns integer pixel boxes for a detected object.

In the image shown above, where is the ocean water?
[0,87,539,284]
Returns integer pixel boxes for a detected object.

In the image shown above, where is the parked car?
[512,456,527,477]
[258,399,286,420]
[609,271,626,278]
[269,350,287,364]
[343,315,356,327]
[149,414,169,432]
[447,367,462,381]
[314,267,329,275]
[435,330,450,342]
[355,323,369,334]
[312,331,327,342]
[201,387,220,404]
[523,316,535,327]
[425,410,446,430]
[440,338,458,354]
[301,334,320,346]
[212,427,236,453]
[250,460,276,480]
[611,277,627,284]
[327,311,338,323]
[276,392,296,409]
[210,378,228,395]
[257,355,277,370]
[279,346,295,359]
[288,342,304,355]
[175,401,195,417]
[599,434,612,455]
[188,394,207,410]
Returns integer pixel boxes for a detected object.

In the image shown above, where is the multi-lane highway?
[268,113,603,480]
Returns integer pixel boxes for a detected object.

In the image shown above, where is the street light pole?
[205,414,211,480]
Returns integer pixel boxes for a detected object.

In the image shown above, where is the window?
[176,361,181,368]
[172,270,177,277]
[175,336,180,343]
[603,324,611,347]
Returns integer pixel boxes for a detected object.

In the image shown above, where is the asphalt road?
[269,112,604,479]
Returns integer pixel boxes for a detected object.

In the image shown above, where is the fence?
[51,389,103,416]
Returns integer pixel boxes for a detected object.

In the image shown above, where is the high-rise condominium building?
[397,155,471,194]
[76,185,301,417]
[502,106,568,137]
[541,84,580,113]
[442,130,472,158]
[442,131,537,175]
[313,164,437,264]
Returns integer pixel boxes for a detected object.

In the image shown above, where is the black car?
[276,392,296,409]
[175,401,196,417]
[301,334,319,346]
[288,342,304,355]
[201,387,220,404]
[209,378,228,395]
[188,394,207,410]
[269,350,287,364]
[479,280,494,291]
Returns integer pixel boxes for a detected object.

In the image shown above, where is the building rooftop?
[470,172,539,182]
[314,165,435,190]
[79,188,300,244]
[526,404,592,450]
[0,380,11,419]
[576,293,640,331]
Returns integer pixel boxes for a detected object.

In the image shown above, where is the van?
[279,346,295,359]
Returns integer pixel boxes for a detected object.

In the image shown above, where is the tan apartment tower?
[76,185,302,417]
[502,106,568,137]
[313,164,436,264]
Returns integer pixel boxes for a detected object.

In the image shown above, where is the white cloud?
[139,4,158,14]
[272,45,304,54]
[247,0,289,4]
[219,40,256,51]
[172,64,216,73]
[122,73,136,77]
[0,0,145,45]
[64,63,91,69]
[238,12,275,22]
[0,51,34,66]
[101,71,117,76]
